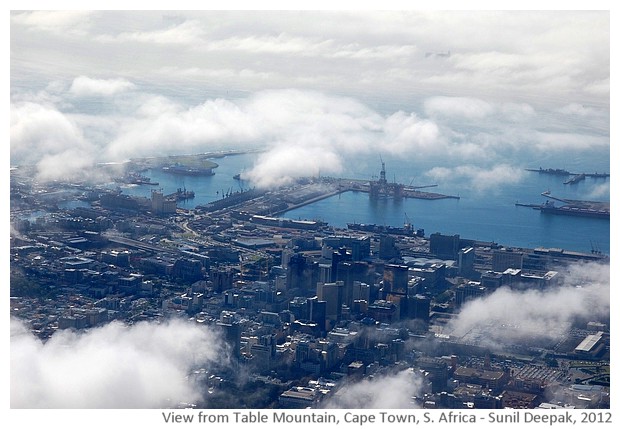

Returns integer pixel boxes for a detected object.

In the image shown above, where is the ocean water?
[119,151,610,255]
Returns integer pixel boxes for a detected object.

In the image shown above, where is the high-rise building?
[455,281,487,308]
[407,294,431,322]
[382,264,409,297]
[289,296,310,320]
[379,235,398,260]
[481,271,504,292]
[430,233,461,260]
[331,248,352,282]
[211,268,234,293]
[286,253,319,292]
[316,281,344,328]
[417,357,449,393]
[336,261,372,306]
[492,248,524,271]
[217,318,241,359]
[351,281,370,304]
[458,246,476,277]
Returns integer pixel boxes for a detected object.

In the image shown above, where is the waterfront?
[117,151,610,255]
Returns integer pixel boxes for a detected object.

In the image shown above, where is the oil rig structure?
[369,159,404,198]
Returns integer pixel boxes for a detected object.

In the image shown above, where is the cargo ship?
[118,173,159,186]
[167,188,195,201]
[563,173,586,185]
[162,164,215,176]
[539,201,609,219]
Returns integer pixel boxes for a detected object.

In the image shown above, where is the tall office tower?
[217,319,241,359]
[211,268,234,293]
[305,296,327,333]
[289,296,310,320]
[480,271,503,292]
[379,235,398,260]
[417,357,449,393]
[316,281,345,329]
[382,264,409,297]
[430,232,461,260]
[337,260,372,306]
[458,246,476,277]
[351,281,370,304]
[407,294,431,322]
[286,253,319,292]
[331,247,351,282]
[318,263,332,284]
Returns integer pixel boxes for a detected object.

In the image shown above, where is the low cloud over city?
[10,318,225,408]
[324,369,425,409]
[446,261,610,349]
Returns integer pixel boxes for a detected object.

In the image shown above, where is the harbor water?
[119,151,610,255]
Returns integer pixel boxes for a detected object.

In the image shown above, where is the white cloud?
[425,163,526,192]
[11,318,225,408]
[244,144,344,188]
[587,182,611,200]
[424,96,495,119]
[11,10,93,35]
[105,96,260,159]
[11,83,609,188]
[325,369,424,409]
[69,76,136,97]
[11,11,609,111]
[446,261,610,349]
[381,111,442,154]
[499,102,536,122]
[532,131,610,152]
[98,19,206,45]
[10,102,95,179]
[204,33,332,56]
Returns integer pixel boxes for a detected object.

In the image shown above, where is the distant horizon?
[11,10,609,190]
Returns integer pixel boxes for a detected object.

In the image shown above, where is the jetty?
[526,167,609,181]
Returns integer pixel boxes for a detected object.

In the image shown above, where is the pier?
[526,167,609,180]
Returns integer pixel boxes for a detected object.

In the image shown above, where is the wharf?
[258,177,459,217]
[526,167,609,180]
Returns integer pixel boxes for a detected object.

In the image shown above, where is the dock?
[526,167,609,181]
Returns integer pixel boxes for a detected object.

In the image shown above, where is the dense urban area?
[9,156,610,410]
